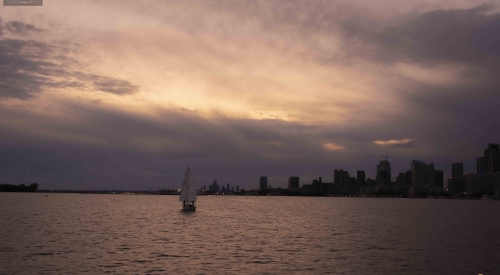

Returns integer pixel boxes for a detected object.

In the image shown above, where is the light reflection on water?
[0,193,499,274]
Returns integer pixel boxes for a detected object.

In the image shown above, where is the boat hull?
[182,204,196,211]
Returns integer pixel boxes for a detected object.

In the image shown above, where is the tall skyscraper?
[209,180,220,192]
[452,163,464,178]
[484,143,500,173]
[412,160,427,187]
[259,176,268,191]
[477,157,486,174]
[334,169,343,185]
[405,170,412,185]
[334,169,350,192]
[288,177,299,189]
[396,172,406,185]
[357,171,365,186]
[376,160,391,186]
[434,170,443,188]
[426,163,435,186]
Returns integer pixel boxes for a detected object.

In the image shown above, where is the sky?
[1,0,500,190]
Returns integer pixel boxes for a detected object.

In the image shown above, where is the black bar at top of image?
[4,0,42,6]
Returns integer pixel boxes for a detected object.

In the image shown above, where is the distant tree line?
[0,183,39,192]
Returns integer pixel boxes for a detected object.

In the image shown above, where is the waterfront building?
[357,171,365,186]
[447,177,467,195]
[495,172,500,199]
[208,180,220,193]
[334,169,351,194]
[405,170,412,185]
[288,176,299,189]
[466,173,496,195]
[484,143,500,173]
[376,160,391,186]
[366,178,377,185]
[259,176,268,191]
[426,163,435,186]
[452,163,464,178]
[396,172,406,185]
[301,177,334,196]
[434,170,444,188]
[412,160,427,187]
[477,157,486,174]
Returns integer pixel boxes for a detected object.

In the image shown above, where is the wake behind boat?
[179,167,197,211]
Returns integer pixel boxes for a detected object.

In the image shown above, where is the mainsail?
[179,167,197,203]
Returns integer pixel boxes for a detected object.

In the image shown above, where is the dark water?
[1,193,499,274]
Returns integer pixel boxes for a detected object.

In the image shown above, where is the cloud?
[5,21,42,35]
[0,34,140,99]
[323,143,345,151]
[374,139,414,146]
[333,4,500,70]
[90,75,139,95]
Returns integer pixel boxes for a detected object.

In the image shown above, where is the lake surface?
[0,193,499,274]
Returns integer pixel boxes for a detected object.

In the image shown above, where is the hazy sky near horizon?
[1,0,500,190]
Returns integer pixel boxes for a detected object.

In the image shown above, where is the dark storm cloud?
[0,17,139,99]
[0,151,53,179]
[5,21,42,35]
[334,4,500,69]
[0,39,55,99]
[0,101,330,189]
[0,34,139,99]
[72,73,140,95]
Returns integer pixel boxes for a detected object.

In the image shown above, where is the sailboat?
[179,167,197,211]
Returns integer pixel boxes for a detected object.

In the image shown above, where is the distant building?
[448,177,467,195]
[466,173,496,195]
[434,170,443,188]
[259,176,268,191]
[357,171,365,186]
[227,183,230,192]
[301,177,333,196]
[405,170,412,185]
[209,180,220,193]
[395,172,406,185]
[426,163,435,186]
[495,172,500,199]
[376,160,391,186]
[334,169,351,194]
[334,169,344,185]
[236,185,239,192]
[288,176,299,189]
[365,178,376,186]
[350,177,357,190]
[412,160,427,187]
[452,163,464,178]
[484,143,500,173]
[477,157,486,174]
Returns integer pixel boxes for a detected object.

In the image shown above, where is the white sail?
[179,167,197,203]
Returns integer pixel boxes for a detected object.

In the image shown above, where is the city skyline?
[1,1,500,190]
